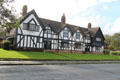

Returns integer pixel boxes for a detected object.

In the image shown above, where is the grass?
[0,49,69,60]
[0,48,120,60]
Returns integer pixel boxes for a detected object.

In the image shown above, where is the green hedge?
[112,51,120,55]
[0,40,11,50]
[104,49,110,55]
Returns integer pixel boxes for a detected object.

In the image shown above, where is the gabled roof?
[88,27,99,36]
[21,9,102,37]
[39,17,88,35]
[20,9,44,29]
[39,18,64,33]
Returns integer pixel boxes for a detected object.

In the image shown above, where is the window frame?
[63,30,68,38]
[96,37,101,42]
[23,23,39,32]
[76,32,80,39]
[74,42,81,49]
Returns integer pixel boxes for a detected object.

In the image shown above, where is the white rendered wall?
[16,14,43,48]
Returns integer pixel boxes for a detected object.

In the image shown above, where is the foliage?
[104,49,110,55]
[0,49,120,60]
[112,51,120,55]
[104,33,120,50]
[0,0,16,24]
[112,33,120,50]
[0,40,11,50]
[104,35,112,49]
[3,17,23,33]
[0,0,19,35]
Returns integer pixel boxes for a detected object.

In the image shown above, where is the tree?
[0,0,16,25]
[112,33,120,50]
[0,0,18,34]
[104,35,113,49]
[105,33,120,50]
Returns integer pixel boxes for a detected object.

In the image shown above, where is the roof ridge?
[39,17,61,24]
[39,17,87,29]
[20,9,100,36]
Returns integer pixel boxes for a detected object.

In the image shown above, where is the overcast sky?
[13,0,120,35]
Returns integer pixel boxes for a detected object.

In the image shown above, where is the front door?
[85,46,90,52]
[44,41,51,50]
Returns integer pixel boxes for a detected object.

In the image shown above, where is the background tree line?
[104,33,120,50]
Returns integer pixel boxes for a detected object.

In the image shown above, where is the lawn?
[0,48,120,60]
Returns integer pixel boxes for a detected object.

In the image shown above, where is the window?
[63,31,68,38]
[44,27,51,34]
[96,38,101,42]
[96,47,101,52]
[37,37,40,43]
[75,43,81,49]
[76,32,80,39]
[23,23,28,30]
[61,41,69,48]
[23,23,39,32]
[29,23,36,31]
[45,29,51,34]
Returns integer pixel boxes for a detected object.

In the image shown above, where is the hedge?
[104,49,110,55]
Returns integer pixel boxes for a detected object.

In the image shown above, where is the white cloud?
[99,0,117,3]
[12,0,119,35]
[110,17,120,34]
[102,17,120,35]
[103,6,109,10]
[103,23,112,35]
[13,0,99,19]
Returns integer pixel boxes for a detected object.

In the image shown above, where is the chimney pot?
[88,22,91,29]
[61,13,66,24]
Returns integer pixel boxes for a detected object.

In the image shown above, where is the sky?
[12,0,120,35]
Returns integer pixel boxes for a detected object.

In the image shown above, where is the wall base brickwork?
[14,47,104,54]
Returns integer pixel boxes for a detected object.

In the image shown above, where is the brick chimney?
[61,13,66,24]
[88,22,91,29]
[22,5,28,16]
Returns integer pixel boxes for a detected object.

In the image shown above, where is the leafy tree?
[112,33,120,50]
[105,33,120,50]
[104,35,113,49]
[0,0,17,33]
[0,0,16,25]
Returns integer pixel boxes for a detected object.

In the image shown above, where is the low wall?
[14,47,104,54]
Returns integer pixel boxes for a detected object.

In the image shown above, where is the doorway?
[44,41,51,50]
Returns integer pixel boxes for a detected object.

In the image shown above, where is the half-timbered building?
[14,10,105,53]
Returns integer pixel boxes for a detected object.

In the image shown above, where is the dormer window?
[23,23,39,31]
[44,26,52,34]
[45,29,51,34]
[76,32,80,39]
[23,19,39,32]
[63,31,68,38]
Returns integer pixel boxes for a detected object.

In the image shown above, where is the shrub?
[104,49,110,55]
[1,40,11,50]
[112,51,120,55]
[0,42,2,48]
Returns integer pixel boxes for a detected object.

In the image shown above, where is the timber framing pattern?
[14,10,105,54]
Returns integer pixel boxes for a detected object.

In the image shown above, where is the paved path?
[0,64,120,80]
[1,60,120,65]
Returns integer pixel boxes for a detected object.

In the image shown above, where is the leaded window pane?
[23,23,39,32]
[29,24,36,31]
[23,23,28,30]
[76,32,80,39]
[63,31,68,38]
